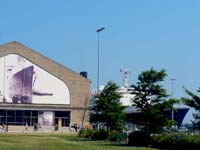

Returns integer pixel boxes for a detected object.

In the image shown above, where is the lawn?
[0,133,156,150]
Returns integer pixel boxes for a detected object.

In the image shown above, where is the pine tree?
[130,68,178,133]
[182,87,200,110]
[182,87,200,128]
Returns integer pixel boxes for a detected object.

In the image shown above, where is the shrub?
[151,133,188,149]
[91,129,108,140]
[78,128,93,139]
[151,133,200,150]
[78,128,85,137]
[191,135,200,149]
[79,128,127,142]
[108,130,127,142]
[128,131,151,147]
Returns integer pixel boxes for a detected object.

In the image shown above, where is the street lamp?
[170,78,176,125]
[96,27,105,94]
[170,78,175,97]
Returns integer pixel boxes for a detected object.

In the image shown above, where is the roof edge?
[0,41,91,83]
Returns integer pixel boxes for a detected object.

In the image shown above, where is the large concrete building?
[0,41,90,131]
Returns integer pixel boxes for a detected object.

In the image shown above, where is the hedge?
[151,133,200,150]
[78,128,126,142]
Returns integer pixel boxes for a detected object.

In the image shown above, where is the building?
[0,41,90,131]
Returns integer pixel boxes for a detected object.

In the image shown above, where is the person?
[1,124,5,132]
[25,123,28,130]
[54,124,58,131]
[34,123,38,131]
[2,124,5,129]
[6,124,8,132]
[69,123,72,132]
[74,123,78,132]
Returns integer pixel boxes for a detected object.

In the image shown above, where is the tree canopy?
[182,87,200,110]
[182,87,200,128]
[90,81,125,131]
[130,68,178,133]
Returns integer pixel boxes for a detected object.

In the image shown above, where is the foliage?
[107,130,127,142]
[79,129,126,142]
[91,129,108,140]
[78,128,93,139]
[182,87,200,128]
[90,81,126,131]
[151,133,200,150]
[78,128,85,137]
[182,87,200,110]
[130,68,179,133]
[128,131,151,147]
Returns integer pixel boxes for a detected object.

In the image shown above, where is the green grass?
[0,133,156,150]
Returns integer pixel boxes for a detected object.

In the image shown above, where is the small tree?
[130,68,178,133]
[182,87,200,128]
[90,81,125,131]
[182,87,200,110]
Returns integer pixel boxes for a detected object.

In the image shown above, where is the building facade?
[0,41,90,131]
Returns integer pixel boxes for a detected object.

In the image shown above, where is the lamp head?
[96,27,105,32]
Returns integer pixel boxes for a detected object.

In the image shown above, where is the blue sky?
[1,0,200,99]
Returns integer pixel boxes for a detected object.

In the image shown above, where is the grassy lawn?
[0,133,156,150]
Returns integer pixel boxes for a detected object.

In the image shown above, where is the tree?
[130,68,178,133]
[182,87,200,110]
[182,87,200,128]
[90,81,125,131]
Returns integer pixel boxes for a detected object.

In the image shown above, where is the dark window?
[55,111,70,127]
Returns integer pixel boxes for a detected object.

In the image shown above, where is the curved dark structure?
[165,108,189,127]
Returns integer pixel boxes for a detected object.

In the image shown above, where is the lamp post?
[170,78,175,97]
[96,27,105,94]
[170,78,176,124]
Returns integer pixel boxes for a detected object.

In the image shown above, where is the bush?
[151,133,187,149]
[78,128,93,139]
[151,133,200,150]
[78,128,85,137]
[108,130,127,142]
[79,128,127,142]
[190,135,200,149]
[78,129,109,141]
[91,129,108,140]
[128,131,151,147]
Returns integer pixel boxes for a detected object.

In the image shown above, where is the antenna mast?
[120,67,131,88]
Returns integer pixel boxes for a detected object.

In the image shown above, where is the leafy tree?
[90,81,125,131]
[130,68,178,133]
[182,87,200,128]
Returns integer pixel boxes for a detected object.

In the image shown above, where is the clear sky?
[1,0,200,99]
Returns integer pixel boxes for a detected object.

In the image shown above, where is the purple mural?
[10,66,34,103]
[0,54,70,104]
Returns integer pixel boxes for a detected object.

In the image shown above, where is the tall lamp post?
[96,27,105,94]
[170,78,175,96]
[170,78,176,124]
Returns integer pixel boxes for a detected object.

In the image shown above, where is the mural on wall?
[0,54,70,104]
[38,111,53,126]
